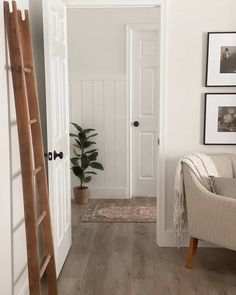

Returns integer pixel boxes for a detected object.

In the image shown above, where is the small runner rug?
[81,201,156,223]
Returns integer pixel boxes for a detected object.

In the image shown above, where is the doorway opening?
[63,9,161,285]
[68,8,161,202]
[43,2,167,283]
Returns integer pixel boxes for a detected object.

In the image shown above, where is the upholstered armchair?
[183,154,236,268]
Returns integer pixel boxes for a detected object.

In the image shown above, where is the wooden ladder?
[4,1,58,294]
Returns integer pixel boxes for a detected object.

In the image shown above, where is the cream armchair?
[183,153,236,268]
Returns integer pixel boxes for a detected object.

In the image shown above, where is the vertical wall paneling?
[115,80,127,187]
[10,67,29,295]
[70,77,127,198]
[93,81,105,187]
[104,80,116,187]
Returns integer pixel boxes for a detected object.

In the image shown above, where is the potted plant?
[70,123,104,204]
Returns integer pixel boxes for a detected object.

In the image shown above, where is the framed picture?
[206,32,236,87]
[204,93,236,145]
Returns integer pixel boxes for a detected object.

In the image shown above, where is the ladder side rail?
[20,10,58,295]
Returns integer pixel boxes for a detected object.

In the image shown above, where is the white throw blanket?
[173,153,218,247]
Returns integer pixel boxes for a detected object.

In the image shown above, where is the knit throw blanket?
[173,153,218,247]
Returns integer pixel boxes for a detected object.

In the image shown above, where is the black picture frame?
[206,32,236,87]
[204,93,236,145]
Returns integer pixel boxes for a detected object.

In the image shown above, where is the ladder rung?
[33,166,42,175]
[23,67,32,73]
[37,211,46,226]
[29,119,37,125]
[12,65,32,73]
[40,255,51,278]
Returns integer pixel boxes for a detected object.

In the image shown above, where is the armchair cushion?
[210,154,233,178]
[210,176,236,200]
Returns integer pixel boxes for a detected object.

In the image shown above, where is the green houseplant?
[70,123,104,204]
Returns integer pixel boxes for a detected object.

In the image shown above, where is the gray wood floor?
[57,199,236,295]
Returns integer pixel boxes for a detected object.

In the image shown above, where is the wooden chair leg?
[185,237,198,269]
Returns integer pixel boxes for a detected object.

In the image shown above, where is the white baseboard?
[157,229,218,248]
[90,187,129,199]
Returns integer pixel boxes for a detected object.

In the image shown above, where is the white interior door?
[131,28,159,197]
[43,0,71,275]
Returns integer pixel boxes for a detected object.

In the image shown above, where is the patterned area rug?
[81,201,156,223]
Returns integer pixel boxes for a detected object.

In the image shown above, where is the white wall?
[0,1,12,293]
[1,1,30,294]
[68,8,160,198]
[163,0,236,245]
[68,7,160,78]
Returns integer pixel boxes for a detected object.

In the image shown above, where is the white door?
[131,28,159,197]
[43,0,71,275]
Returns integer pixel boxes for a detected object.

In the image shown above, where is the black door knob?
[44,151,63,161]
[133,121,139,127]
[53,151,63,160]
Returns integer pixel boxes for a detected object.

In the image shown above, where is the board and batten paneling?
[9,80,29,295]
[70,78,128,198]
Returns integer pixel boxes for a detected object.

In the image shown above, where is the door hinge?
[157,138,160,145]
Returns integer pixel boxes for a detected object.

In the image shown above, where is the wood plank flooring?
[57,199,236,295]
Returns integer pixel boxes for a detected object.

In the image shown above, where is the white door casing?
[43,0,71,275]
[129,25,159,197]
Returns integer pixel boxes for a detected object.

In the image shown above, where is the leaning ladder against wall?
[4,1,58,294]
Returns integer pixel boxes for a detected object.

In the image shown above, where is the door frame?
[63,0,168,246]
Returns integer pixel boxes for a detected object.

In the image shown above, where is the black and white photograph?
[204,94,236,144]
[220,46,236,73]
[206,32,236,86]
[218,106,236,132]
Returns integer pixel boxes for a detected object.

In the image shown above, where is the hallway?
[57,202,236,295]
